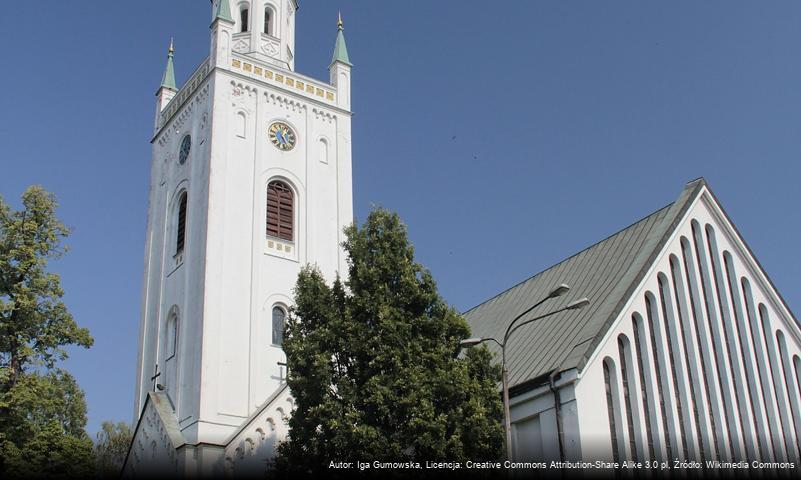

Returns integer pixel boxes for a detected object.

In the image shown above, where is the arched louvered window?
[176,192,187,254]
[272,306,286,346]
[267,181,294,241]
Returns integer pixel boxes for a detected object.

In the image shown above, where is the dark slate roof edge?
[566,178,707,374]
[703,184,800,328]
[461,201,676,317]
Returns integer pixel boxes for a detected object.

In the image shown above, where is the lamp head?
[459,338,484,347]
[566,298,590,310]
[548,284,570,298]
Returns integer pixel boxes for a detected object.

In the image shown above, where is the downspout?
[548,370,565,462]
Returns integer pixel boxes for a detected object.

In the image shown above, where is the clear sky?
[1,1,799,438]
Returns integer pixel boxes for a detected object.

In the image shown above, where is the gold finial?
[168,37,175,56]
[337,12,344,30]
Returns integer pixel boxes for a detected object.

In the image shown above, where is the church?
[123,1,801,476]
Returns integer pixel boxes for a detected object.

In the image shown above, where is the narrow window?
[319,138,329,164]
[166,312,178,358]
[705,224,748,457]
[240,8,249,32]
[272,306,286,346]
[632,315,656,460]
[618,335,638,460]
[691,222,735,457]
[742,278,780,459]
[264,8,272,35]
[725,252,767,460]
[659,274,690,460]
[266,181,294,241]
[759,304,791,459]
[670,255,705,462]
[681,238,719,460]
[778,334,801,457]
[646,293,673,460]
[176,192,187,254]
[604,358,621,462]
[795,356,801,419]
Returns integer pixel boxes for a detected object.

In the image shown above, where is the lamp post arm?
[506,305,571,341]
[501,296,552,350]
[482,337,504,349]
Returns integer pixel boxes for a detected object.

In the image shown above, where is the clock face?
[269,122,296,151]
[179,135,191,165]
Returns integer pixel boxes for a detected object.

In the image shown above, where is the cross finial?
[338,12,344,31]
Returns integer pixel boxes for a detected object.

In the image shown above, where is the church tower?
[128,1,353,474]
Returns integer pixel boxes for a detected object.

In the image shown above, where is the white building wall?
[134,2,353,456]
[572,189,801,463]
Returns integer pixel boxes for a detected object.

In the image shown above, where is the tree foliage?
[275,208,503,474]
[94,421,132,478]
[0,186,95,478]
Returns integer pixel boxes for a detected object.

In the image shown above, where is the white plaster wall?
[135,82,213,433]
[195,67,351,445]
[136,0,351,456]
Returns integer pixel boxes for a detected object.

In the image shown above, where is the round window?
[178,135,191,165]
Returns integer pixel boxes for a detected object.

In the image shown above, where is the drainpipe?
[548,370,565,462]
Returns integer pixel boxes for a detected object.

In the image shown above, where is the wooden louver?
[267,181,293,241]
[176,193,187,253]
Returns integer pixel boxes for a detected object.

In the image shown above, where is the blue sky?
[0,1,799,437]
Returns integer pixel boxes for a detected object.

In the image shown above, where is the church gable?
[463,180,701,391]
[122,392,186,477]
[577,181,801,462]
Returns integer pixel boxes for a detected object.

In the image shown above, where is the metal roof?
[463,179,706,393]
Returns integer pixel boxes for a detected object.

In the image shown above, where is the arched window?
[166,311,178,358]
[618,335,638,460]
[176,192,187,254]
[266,180,294,241]
[240,7,249,33]
[603,358,622,462]
[318,138,329,164]
[272,306,286,346]
[264,7,273,35]
[645,293,673,460]
[632,314,655,460]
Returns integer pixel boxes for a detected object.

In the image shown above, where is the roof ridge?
[462,201,674,315]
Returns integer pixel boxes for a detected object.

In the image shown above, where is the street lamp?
[460,286,590,461]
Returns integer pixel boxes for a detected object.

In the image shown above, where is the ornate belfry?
[124,1,354,475]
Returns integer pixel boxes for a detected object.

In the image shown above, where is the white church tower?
[125,1,353,475]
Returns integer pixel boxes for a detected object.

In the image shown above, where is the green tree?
[0,186,95,478]
[94,421,132,478]
[275,208,503,474]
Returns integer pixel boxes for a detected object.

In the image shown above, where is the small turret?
[329,13,353,110]
[210,0,235,69]
[330,13,352,68]
[154,39,178,132]
[214,0,233,23]
[161,39,177,90]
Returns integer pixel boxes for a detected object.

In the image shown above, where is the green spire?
[331,12,353,67]
[215,0,233,23]
[160,38,177,90]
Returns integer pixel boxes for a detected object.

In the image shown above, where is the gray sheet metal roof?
[463,179,705,393]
